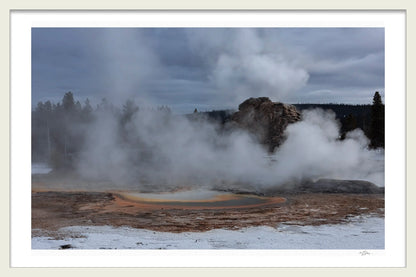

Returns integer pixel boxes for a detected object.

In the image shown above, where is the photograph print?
[31,27,385,250]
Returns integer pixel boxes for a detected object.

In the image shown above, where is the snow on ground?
[32,215,384,250]
[32,163,52,174]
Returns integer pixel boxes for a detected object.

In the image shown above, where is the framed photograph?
[5,4,410,273]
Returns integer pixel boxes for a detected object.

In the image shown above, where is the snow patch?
[32,163,52,174]
[32,215,384,250]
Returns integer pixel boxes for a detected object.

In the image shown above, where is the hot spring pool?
[116,189,286,209]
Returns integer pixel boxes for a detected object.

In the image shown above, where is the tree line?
[197,92,385,149]
[294,91,385,148]
[32,91,384,171]
[32,92,171,169]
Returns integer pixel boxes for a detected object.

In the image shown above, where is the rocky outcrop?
[230,97,301,151]
[298,179,384,194]
[255,179,384,196]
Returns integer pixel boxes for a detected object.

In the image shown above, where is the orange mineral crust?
[112,191,286,210]
[32,190,384,234]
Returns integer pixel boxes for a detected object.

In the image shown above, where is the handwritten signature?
[359,250,371,256]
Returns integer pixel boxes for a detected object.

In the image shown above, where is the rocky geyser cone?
[230,97,301,152]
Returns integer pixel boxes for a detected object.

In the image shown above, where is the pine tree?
[82,98,93,115]
[62,91,75,112]
[121,99,139,124]
[370,91,385,148]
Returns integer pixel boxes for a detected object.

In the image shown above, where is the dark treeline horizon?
[32,91,385,169]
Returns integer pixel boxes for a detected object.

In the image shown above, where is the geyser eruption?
[76,97,384,193]
[185,28,310,106]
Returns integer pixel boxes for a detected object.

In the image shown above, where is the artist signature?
[359,250,371,256]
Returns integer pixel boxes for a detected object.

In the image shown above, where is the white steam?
[75,29,382,191]
[76,108,384,192]
[186,29,309,105]
[211,53,309,104]
[90,29,310,112]
[272,109,384,187]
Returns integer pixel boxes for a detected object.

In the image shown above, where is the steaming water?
[123,189,229,201]
[117,189,282,208]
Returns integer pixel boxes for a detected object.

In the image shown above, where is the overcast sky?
[32,28,384,113]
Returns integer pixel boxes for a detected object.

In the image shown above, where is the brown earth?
[32,190,384,236]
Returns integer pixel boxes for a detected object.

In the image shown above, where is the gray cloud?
[32,28,384,112]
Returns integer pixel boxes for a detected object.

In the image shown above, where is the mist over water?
[75,107,384,192]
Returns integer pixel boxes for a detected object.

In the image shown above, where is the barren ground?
[32,190,384,237]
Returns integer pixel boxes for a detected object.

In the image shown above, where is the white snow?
[32,163,52,174]
[32,215,384,250]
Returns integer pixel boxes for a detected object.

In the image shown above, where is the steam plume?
[76,107,384,192]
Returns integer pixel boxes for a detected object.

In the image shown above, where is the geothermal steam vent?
[113,98,299,209]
